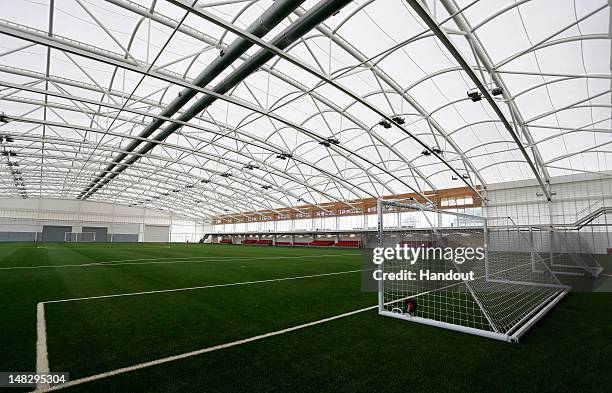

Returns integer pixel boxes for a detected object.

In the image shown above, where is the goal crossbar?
[64,232,96,242]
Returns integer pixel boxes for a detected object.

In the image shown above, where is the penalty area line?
[43,269,367,304]
[36,283,451,392]
[41,304,379,392]
[34,269,371,391]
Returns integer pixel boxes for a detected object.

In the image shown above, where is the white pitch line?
[37,281,456,392]
[0,253,360,271]
[42,304,379,392]
[35,302,50,392]
[43,269,368,304]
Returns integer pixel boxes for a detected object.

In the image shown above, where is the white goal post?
[64,232,96,242]
[376,198,569,343]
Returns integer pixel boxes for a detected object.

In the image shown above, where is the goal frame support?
[376,198,569,343]
[64,232,96,242]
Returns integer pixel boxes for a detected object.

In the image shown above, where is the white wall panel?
[0,198,205,242]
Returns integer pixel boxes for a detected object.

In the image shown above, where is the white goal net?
[376,199,568,343]
[64,232,96,242]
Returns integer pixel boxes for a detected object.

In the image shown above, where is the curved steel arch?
[0,82,379,207]
[0,0,609,220]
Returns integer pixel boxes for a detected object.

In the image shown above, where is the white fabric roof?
[0,0,610,218]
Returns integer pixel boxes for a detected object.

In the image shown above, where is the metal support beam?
[406,0,552,201]
[0,15,420,203]
[165,0,481,201]
[80,0,306,198]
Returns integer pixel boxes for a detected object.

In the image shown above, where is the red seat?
[219,239,232,244]
[242,239,257,244]
[308,240,336,246]
[255,239,272,245]
[337,240,361,248]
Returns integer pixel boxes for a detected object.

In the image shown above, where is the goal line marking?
[0,253,360,271]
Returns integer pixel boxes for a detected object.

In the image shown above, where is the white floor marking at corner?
[1,253,360,271]
[33,268,370,391]
[35,302,49,392]
[41,304,379,392]
[36,281,450,393]
[43,269,368,304]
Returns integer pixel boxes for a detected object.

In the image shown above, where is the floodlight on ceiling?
[490,87,504,96]
[378,120,392,129]
[391,116,405,125]
[0,113,8,123]
[219,173,232,177]
[185,185,194,188]
[276,153,293,160]
[244,164,259,170]
[421,149,431,156]
[467,88,482,102]
[200,179,210,183]
[319,136,340,147]
[261,185,271,190]
[432,147,443,155]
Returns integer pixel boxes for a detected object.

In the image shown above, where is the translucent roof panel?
[0,0,609,218]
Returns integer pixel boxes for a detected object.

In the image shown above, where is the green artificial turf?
[0,242,610,392]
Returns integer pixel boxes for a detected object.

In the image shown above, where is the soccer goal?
[549,229,604,276]
[376,199,568,343]
[485,217,604,277]
[64,232,96,242]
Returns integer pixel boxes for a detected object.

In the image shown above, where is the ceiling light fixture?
[378,120,392,129]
